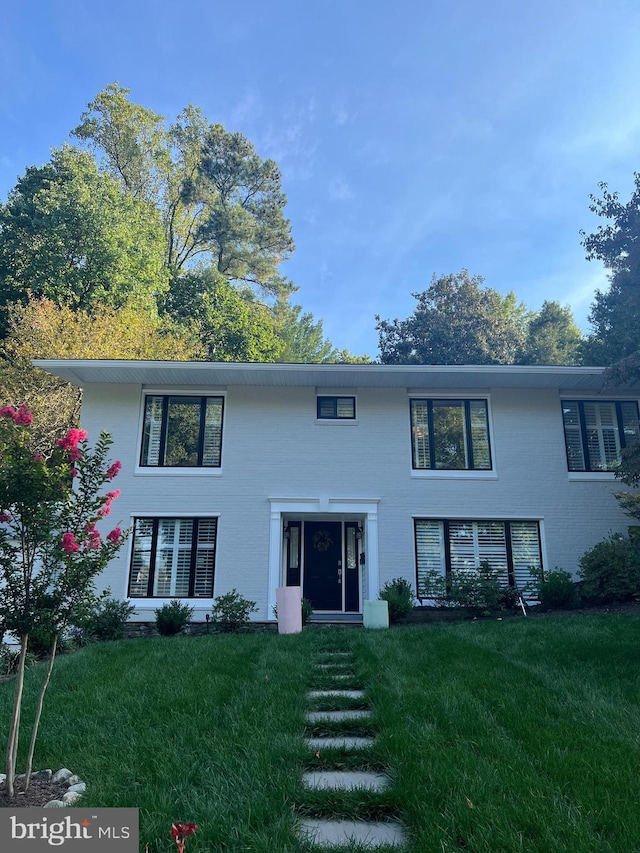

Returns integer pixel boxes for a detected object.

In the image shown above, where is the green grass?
[1,617,640,851]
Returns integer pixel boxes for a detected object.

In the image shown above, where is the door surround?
[268,497,379,618]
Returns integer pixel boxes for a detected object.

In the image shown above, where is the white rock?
[32,769,53,781]
[44,800,66,808]
[64,774,82,787]
[66,782,86,794]
[0,773,6,784]
[62,791,83,805]
[52,768,73,783]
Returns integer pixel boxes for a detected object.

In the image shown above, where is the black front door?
[303,521,342,610]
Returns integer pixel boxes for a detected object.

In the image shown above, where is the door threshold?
[309,612,363,624]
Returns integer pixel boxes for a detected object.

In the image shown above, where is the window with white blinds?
[140,395,224,467]
[561,400,639,472]
[410,399,491,470]
[317,396,356,419]
[129,518,217,598]
[415,519,542,594]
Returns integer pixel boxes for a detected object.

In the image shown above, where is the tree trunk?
[5,634,29,798]
[24,633,58,791]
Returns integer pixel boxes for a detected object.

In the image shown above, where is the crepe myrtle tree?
[0,405,127,797]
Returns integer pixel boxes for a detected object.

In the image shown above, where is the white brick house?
[36,360,640,622]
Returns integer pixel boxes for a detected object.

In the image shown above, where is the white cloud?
[328,176,354,202]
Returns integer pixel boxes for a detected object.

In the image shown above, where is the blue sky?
[2,0,640,359]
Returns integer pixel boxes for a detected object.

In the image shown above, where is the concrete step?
[305,709,373,723]
[306,736,376,751]
[307,689,366,700]
[298,818,406,848]
[302,770,389,792]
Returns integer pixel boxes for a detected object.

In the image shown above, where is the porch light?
[283,524,291,540]
[356,526,363,540]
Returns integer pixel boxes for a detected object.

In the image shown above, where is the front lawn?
[1,616,639,852]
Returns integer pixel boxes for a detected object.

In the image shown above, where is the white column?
[365,511,379,599]
[267,510,282,620]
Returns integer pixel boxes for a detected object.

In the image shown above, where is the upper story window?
[561,400,640,472]
[317,396,356,420]
[140,395,224,467]
[410,399,491,470]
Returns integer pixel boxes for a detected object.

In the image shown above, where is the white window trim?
[315,393,358,424]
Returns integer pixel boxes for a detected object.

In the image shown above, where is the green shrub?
[211,589,257,632]
[417,568,447,603]
[578,534,640,603]
[379,577,415,622]
[448,561,503,615]
[0,643,36,677]
[155,601,194,636]
[530,567,579,610]
[83,596,137,641]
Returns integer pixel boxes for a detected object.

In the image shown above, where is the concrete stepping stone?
[302,771,389,792]
[298,818,406,848]
[307,689,366,699]
[306,736,376,750]
[305,709,372,723]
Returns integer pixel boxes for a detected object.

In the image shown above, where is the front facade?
[37,360,640,622]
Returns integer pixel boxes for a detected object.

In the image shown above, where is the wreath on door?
[313,529,333,552]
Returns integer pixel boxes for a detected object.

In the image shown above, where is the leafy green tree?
[0,409,126,795]
[581,174,640,364]
[162,268,283,361]
[0,297,203,453]
[73,84,294,296]
[517,300,583,365]
[0,146,168,327]
[376,271,529,364]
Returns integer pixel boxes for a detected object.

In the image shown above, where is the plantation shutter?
[562,402,585,471]
[469,401,491,469]
[154,519,193,596]
[129,519,154,596]
[411,400,430,468]
[449,522,508,583]
[509,522,541,592]
[584,403,620,471]
[141,397,164,466]
[202,398,224,466]
[415,520,445,596]
[620,402,640,446]
[194,519,217,597]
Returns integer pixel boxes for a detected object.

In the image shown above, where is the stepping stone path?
[297,649,406,849]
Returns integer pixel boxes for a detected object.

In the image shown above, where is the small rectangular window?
[410,399,491,470]
[317,396,356,420]
[141,395,224,467]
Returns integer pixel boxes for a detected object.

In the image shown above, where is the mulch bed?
[0,777,70,808]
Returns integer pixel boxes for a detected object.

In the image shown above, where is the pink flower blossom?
[106,460,122,480]
[62,532,80,553]
[0,512,11,523]
[33,453,44,462]
[71,468,79,478]
[0,404,33,425]
[106,489,121,500]
[68,447,83,463]
[57,428,88,451]
[85,529,101,549]
[97,504,111,518]
[106,527,122,545]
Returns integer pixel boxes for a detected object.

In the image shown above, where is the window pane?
[194,519,217,597]
[411,400,430,468]
[336,397,355,418]
[432,401,467,469]
[510,522,541,591]
[415,520,445,596]
[584,403,620,471]
[469,401,491,469]
[164,397,201,466]
[202,398,223,466]
[317,397,336,418]
[141,397,164,466]
[346,526,357,570]
[129,519,153,596]
[620,402,640,445]
[562,402,585,471]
